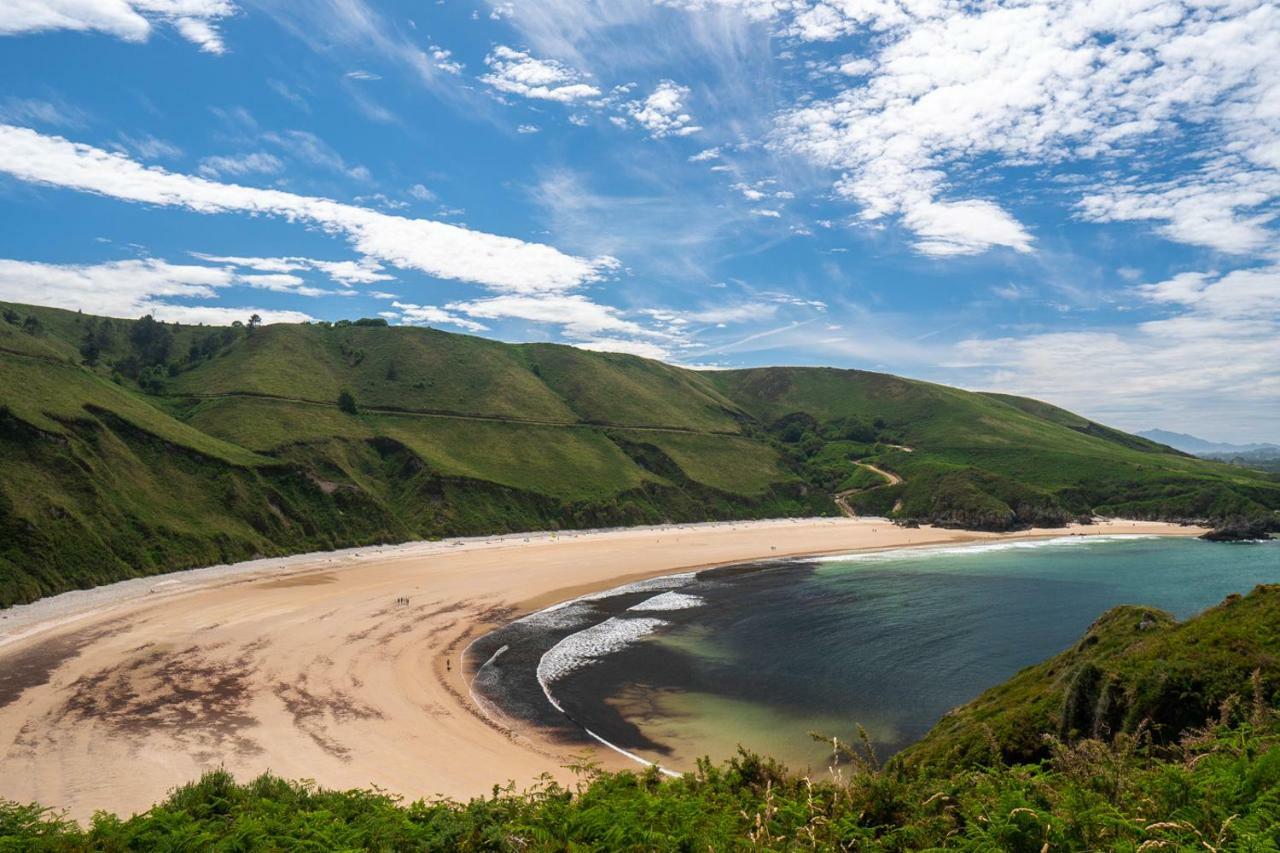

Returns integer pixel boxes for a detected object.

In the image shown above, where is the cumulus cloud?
[1077,164,1280,256]
[774,0,1280,257]
[625,80,700,138]
[481,46,602,103]
[391,301,489,332]
[0,0,237,53]
[0,124,617,294]
[429,45,463,75]
[0,257,313,323]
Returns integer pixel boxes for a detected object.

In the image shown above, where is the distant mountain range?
[1138,430,1280,458]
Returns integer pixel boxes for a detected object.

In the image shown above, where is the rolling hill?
[2,301,1277,606]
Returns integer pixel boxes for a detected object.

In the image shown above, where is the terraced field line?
[171,391,743,436]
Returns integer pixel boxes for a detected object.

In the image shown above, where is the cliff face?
[901,583,1280,769]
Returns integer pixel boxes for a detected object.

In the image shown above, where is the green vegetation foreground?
[6,584,1280,850]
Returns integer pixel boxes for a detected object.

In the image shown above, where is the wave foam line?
[811,534,1165,563]
[535,618,681,778]
[628,591,704,612]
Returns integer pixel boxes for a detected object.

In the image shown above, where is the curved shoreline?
[467,530,1198,779]
[0,517,1203,820]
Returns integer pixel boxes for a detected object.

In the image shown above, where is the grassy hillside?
[712,366,1280,529]
[1,302,1276,606]
[7,587,1280,850]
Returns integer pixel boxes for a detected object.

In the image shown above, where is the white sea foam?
[576,571,699,602]
[811,534,1164,563]
[513,600,597,631]
[533,614,683,776]
[628,591,704,612]
[536,616,669,688]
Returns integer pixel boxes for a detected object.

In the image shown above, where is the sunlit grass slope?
[712,366,1280,528]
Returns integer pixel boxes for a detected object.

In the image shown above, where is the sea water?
[468,536,1280,774]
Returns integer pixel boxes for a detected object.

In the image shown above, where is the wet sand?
[0,517,1201,820]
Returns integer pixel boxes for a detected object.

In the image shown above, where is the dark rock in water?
[1201,518,1276,542]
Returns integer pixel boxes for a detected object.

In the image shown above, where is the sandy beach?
[0,517,1202,820]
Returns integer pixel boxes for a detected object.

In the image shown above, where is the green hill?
[7,585,1280,850]
[1,302,1276,606]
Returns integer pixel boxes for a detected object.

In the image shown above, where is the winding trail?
[834,460,904,518]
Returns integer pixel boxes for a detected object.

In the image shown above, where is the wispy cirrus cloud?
[190,253,394,285]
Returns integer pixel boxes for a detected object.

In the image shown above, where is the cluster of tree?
[758,412,901,493]
[3,307,43,335]
[307,317,388,329]
[76,313,263,395]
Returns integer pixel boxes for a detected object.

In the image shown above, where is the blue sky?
[1,0,1277,441]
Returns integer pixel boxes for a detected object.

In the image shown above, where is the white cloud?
[517,123,541,134]
[774,0,1280,258]
[905,198,1033,257]
[429,45,463,75]
[625,80,700,138]
[391,301,489,332]
[0,257,313,323]
[574,338,671,359]
[190,253,394,286]
[0,124,617,294]
[445,293,664,341]
[0,0,237,53]
[955,264,1280,439]
[1077,163,1280,256]
[481,45,602,103]
[197,151,283,178]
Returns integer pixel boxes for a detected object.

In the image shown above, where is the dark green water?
[518,536,1279,774]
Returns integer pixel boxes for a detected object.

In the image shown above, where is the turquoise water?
[528,536,1280,773]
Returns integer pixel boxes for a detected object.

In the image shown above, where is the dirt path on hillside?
[834,461,903,517]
